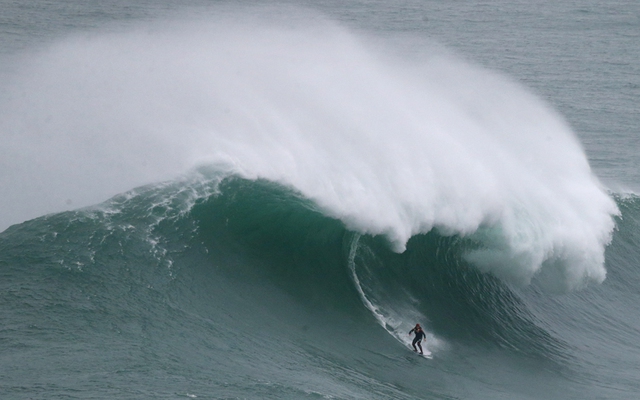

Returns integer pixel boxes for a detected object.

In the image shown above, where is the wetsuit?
[409,327,425,354]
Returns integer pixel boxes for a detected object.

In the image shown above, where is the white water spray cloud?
[0,10,618,290]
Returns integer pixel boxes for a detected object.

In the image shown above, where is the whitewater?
[1,2,639,399]
[1,13,617,290]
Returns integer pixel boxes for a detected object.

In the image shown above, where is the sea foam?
[0,11,618,290]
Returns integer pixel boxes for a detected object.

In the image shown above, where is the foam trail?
[0,11,618,290]
[348,234,437,357]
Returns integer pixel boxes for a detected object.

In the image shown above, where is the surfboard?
[410,347,432,359]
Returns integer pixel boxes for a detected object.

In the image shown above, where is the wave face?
[1,176,639,399]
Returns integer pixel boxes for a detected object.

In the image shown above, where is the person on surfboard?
[409,323,426,354]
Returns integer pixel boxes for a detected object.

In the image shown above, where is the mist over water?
[0,10,617,290]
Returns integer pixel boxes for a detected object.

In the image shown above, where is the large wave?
[11,173,619,397]
[0,9,618,291]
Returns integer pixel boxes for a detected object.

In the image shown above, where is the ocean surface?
[1,1,639,399]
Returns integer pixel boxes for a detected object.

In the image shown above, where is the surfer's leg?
[417,341,423,354]
[412,337,419,351]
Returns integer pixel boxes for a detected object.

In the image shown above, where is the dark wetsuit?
[409,327,425,353]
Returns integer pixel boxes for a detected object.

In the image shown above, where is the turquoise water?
[1,1,639,399]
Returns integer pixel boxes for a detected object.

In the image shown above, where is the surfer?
[409,323,426,354]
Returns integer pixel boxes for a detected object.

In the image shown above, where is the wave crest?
[1,11,618,290]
